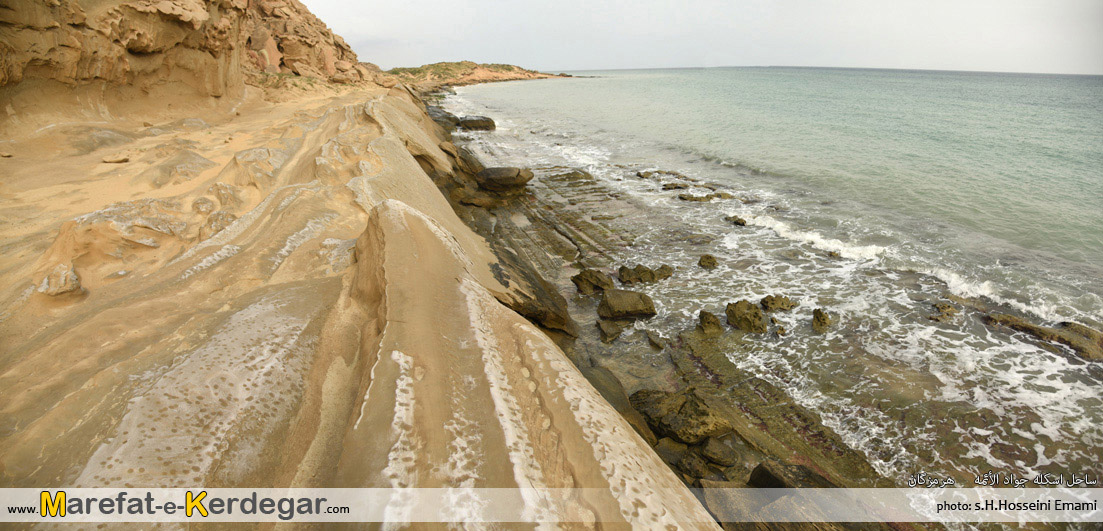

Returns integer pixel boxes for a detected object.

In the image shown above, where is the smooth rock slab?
[458,115,496,130]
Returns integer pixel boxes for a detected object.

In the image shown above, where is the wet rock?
[597,289,657,319]
[726,300,768,334]
[760,294,797,312]
[571,268,615,295]
[629,387,733,444]
[618,264,652,284]
[597,319,624,343]
[724,215,747,226]
[654,437,689,464]
[199,211,238,241]
[678,451,712,478]
[812,308,834,333]
[191,197,216,215]
[697,310,724,337]
[662,182,690,190]
[645,330,666,350]
[37,263,82,296]
[655,264,674,280]
[700,437,739,467]
[426,106,459,131]
[698,254,719,270]
[457,115,496,130]
[984,313,1103,361]
[929,301,960,322]
[747,460,836,488]
[474,167,534,192]
[679,192,734,202]
[637,170,685,180]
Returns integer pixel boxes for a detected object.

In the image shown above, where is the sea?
[441,67,1103,484]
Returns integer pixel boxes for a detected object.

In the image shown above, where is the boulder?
[37,263,82,296]
[697,310,724,337]
[726,300,767,334]
[698,254,718,270]
[571,268,615,295]
[458,115,496,130]
[629,387,733,445]
[474,167,534,192]
[597,289,657,319]
[654,437,689,464]
[760,294,797,312]
[655,264,674,280]
[618,264,657,284]
[812,308,834,333]
[597,319,624,343]
[700,437,739,467]
[724,215,747,226]
[678,451,712,478]
[662,182,690,190]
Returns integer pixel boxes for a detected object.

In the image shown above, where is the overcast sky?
[302,0,1103,75]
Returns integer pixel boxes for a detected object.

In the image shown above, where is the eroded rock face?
[0,0,366,103]
[724,215,747,226]
[199,210,238,241]
[630,387,734,445]
[598,289,657,319]
[726,300,767,334]
[760,294,797,312]
[474,167,534,192]
[571,268,615,295]
[597,319,624,343]
[618,264,672,284]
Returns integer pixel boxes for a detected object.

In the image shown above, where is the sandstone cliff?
[0,0,717,526]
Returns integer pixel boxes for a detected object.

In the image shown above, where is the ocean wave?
[741,213,885,260]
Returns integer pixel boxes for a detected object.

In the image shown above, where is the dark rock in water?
[629,387,734,444]
[698,254,719,270]
[661,182,690,190]
[457,115,495,130]
[701,436,739,467]
[984,313,1103,361]
[618,264,659,284]
[571,268,615,295]
[597,319,624,343]
[637,169,686,180]
[598,289,657,319]
[678,193,712,202]
[812,308,834,333]
[655,264,674,280]
[724,215,747,226]
[654,437,689,464]
[775,326,788,337]
[760,294,797,312]
[449,143,485,175]
[726,300,767,334]
[426,106,460,131]
[678,451,712,478]
[929,301,960,322]
[645,330,666,350]
[697,310,724,337]
[475,167,534,192]
[747,459,836,488]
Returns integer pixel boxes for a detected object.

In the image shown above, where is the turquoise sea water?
[451,67,1103,326]
[444,68,1103,484]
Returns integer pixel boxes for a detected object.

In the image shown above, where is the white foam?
[746,214,885,260]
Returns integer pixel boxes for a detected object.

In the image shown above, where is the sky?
[302,0,1103,75]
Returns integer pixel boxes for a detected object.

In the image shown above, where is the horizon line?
[530,64,1103,77]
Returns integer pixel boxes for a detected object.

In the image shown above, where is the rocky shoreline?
[421,93,1103,527]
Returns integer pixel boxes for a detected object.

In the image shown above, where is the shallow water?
[441,69,1103,484]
